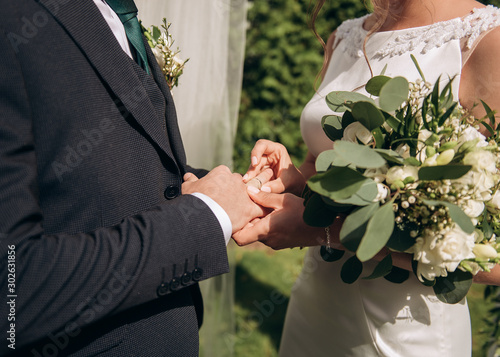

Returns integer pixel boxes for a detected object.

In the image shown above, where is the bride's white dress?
[279,6,500,357]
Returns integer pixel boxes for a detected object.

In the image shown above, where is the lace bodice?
[334,5,500,59]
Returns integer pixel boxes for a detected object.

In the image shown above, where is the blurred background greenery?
[233,0,500,356]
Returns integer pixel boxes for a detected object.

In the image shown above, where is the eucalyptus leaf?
[315,150,351,172]
[423,200,475,234]
[363,254,393,280]
[322,115,344,141]
[341,110,357,129]
[383,112,404,135]
[341,255,363,284]
[335,179,379,206]
[366,75,391,96]
[320,247,345,262]
[340,203,379,251]
[374,148,404,165]
[326,91,375,113]
[321,196,354,213]
[433,270,473,304]
[351,102,386,131]
[333,141,387,169]
[384,266,410,284]
[418,165,471,180]
[379,77,409,112]
[387,222,418,251]
[303,193,337,227]
[308,167,372,201]
[356,201,395,262]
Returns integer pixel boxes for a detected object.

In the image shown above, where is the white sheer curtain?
[135,1,248,356]
[136,0,247,168]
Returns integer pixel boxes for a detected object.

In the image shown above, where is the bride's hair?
[311,0,397,80]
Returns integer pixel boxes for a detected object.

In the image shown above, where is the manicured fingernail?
[251,156,258,166]
[247,185,260,194]
[261,186,271,193]
[242,174,249,181]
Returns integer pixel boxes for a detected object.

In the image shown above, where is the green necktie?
[105,0,150,74]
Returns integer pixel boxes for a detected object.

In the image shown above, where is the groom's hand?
[233,187,330,249]
[182,165,266,233]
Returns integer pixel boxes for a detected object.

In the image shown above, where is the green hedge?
[234,0,500,173]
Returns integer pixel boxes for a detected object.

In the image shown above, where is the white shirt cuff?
[190,193,232,245]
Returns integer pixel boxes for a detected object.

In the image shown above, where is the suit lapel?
[37,0,178,166]
[143,40,188,168]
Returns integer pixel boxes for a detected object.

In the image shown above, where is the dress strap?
[461,26,499,68]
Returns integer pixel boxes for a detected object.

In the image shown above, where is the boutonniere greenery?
[142,19,189,90]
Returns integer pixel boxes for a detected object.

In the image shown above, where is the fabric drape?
[134,1,248,356]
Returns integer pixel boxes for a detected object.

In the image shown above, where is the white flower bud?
[436,149,455,165]
[473,244,498,260]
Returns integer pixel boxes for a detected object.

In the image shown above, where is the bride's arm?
[460,27,500,132]
[458,26,500,285]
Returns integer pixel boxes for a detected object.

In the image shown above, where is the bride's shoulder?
[334,14,370,40]
[331,14,371,52]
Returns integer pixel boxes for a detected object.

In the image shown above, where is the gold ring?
[247,177,263,190]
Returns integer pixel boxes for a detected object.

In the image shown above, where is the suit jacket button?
[157,283,169,297]
[181,272,192,286]
[192,268,203,281]
[164,185,180,200]
[170,277,181,291]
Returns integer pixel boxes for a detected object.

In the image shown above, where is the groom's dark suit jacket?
[0,1,229,356]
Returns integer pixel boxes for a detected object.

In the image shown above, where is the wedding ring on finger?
[246,177,263,190]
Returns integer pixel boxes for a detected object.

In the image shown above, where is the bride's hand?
[233,186,344,250]
[243,140,306,196]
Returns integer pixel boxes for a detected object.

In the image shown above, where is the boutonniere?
[142,19,189,90]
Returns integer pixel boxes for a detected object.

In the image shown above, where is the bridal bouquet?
[303,57,500,303]
[142,19,189,90]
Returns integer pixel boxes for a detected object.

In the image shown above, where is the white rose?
[364,165,388,183]
[461,199,485,218]
[454,170,495,198]
[152,46,166,69]
[464,150,497,173]
[385,165,419,184]
[408,226,475,281]
[458,127,488,148]
[342,122,373,145]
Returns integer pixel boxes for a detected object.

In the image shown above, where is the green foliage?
[235,0,500,174]
[233,0,369,173]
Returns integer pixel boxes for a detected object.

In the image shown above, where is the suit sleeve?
[0,30,229,352]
